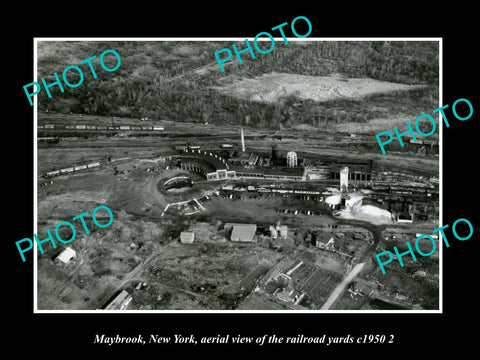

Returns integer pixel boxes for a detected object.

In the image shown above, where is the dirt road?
[99,242,175,309]
[320,262,365,310]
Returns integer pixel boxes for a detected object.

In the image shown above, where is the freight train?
[174,144,234,152]
[45,162,101,177]
[37,124,165,131]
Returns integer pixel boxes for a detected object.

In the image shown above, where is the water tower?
[272,144,281,164]
[287,151,297,167]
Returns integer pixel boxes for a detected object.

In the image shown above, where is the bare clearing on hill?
[212,72,425,104]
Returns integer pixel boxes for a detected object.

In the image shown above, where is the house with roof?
[315,231,335,251]
[55,247,76,265]
[269,221,288,240]
[274,284,304,304]
[277,224,288,239]
[269,225,278,239]
[180,231,195,244]
[229,224,257,243]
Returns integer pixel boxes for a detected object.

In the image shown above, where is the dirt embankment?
[212,72,425,104]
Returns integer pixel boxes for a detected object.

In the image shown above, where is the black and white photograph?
[34,39,441,312]
[5,6,478,356]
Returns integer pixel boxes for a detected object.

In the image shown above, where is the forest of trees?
[37,41,439,130]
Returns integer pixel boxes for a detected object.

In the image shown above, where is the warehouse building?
[102,290,132,310]
[228,223,257,243]
[228,151,259,166]
[177,150,236,181]
[233,166,306,181]
[331,159,375,182]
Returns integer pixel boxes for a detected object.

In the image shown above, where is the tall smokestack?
[241,127,245,152]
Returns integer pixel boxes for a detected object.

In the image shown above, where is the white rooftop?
[56,247,76,264]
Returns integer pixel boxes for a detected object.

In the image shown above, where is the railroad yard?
[37,112,439,311]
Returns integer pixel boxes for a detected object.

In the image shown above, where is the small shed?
[278,225,288,239]
[315,232,335,251]
[180,231,195,244]
[56,247,76,264]
[269,225,278,239]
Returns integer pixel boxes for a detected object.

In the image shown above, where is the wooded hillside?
[36,41,439,131]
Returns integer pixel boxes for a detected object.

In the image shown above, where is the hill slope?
[36,40,439,131]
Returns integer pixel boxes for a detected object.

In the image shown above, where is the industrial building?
[233,166,306,181]
[228,127,260,166]
[177,150,236,181]
[304,165,331,180]
[102,290,132,310]
[228,152,259,166]
[176,149,306,181]
[331,159,374,182]
[205,169,237,181]
[173,130,375,185]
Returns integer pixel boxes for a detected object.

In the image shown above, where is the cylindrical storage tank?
[272,144,281,161]
[286,151,297,167]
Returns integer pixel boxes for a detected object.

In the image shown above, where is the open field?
[39,218,289,310]
[37,210,166,309]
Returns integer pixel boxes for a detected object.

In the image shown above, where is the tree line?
[37,41,439,130]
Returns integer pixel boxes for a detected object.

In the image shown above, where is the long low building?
[230,224,257,243]
[206,169,237,181]
[102,290,132,310]
[177,149,236,181]
[228,152,259,166]
[180,158,235,181]
[176,147,308,182]
[233,166,306,181]
[225,223,257,242]
[330,160,374,182]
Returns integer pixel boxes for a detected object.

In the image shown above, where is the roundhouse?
[178,150,236,181]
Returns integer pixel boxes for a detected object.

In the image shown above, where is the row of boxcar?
[174,144,234,151]
[371,183,439,197]
[38,124,165,131]
[45,162,101,177]
[221,184,322,196]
